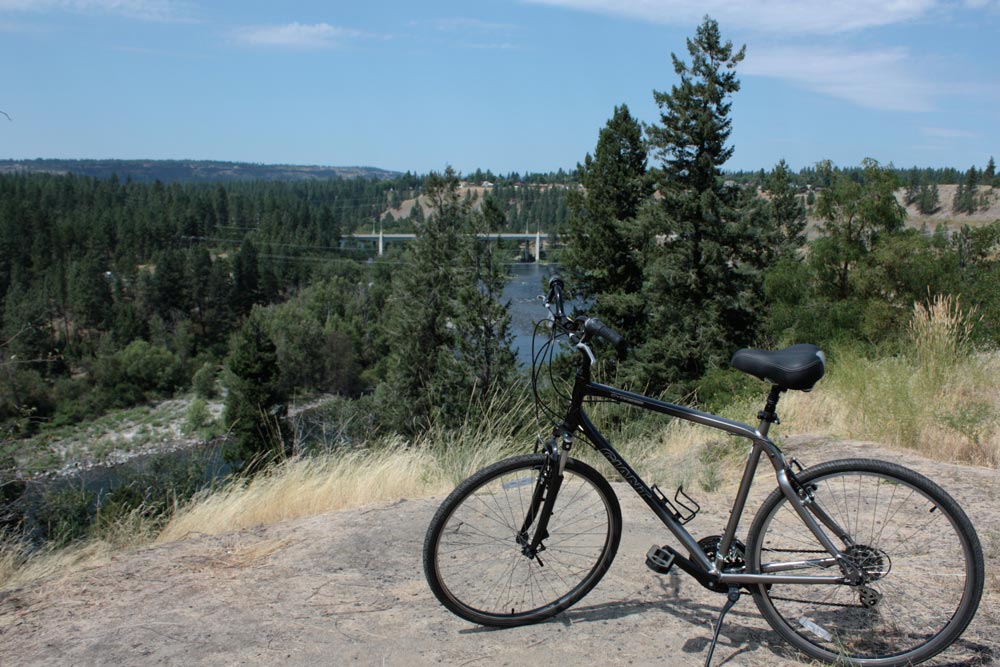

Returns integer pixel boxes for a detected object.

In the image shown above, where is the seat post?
[756,385,784,437]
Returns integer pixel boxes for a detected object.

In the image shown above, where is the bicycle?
[423,276,984,667]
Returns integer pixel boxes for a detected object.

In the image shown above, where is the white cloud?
[409,17,521,49]
[233,22,366,49]
[742,46,935,112]
[417,17,519,32]
[524,0,942,34]
[921,126,976,138]
[0,0,184,21]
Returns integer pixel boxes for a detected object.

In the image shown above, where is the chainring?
[697,535,747,573]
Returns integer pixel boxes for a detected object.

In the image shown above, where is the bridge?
[348,231,550,262]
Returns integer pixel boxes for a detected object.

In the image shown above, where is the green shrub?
[94,340,186,406]
[192,362,218,399]
[183,398,217,439]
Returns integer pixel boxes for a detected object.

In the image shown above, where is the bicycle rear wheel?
[423,453,621,627]
[746,458,983,666]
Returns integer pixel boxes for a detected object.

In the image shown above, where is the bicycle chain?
[759,548,869,609]
[765,595,864,609]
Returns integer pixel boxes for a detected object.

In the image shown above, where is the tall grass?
[0,502,161,589]
[156,435,525,544]
[158,384,568,541]
[782,294,999,466]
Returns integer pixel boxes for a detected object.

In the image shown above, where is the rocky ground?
[1,438,997,667]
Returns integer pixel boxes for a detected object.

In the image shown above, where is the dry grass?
[0,500,165,589]
[782,295,999,467]
[0,534,115,589]
[157,442,443,543]
[156,422,536,544]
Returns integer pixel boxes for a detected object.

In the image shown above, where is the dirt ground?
[1,438,997,667]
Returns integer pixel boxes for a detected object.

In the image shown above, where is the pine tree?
[763,159,808,258]
[223,311,289,470]
[562,104,650,341]
[953,181,967,214]
[67,253,112,330]
[917,183,941,215]
[632,16,752,391]
[232,239,261,316]
[953,166,979,214]
[380,168,471,432]
[380,168,515,432]
[904,167,921,206]
[457,206,516,404]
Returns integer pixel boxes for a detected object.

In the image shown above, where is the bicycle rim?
[747,459,983,666]
[425,455,621,626]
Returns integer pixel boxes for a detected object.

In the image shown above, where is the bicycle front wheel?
[423,453,621,627]
[746,458,984,666]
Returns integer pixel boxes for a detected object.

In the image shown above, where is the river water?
[502,262,557,368]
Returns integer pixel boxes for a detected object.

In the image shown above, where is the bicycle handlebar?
[583,317,626,351]
[546,274,627,355]
[547,274,566,319]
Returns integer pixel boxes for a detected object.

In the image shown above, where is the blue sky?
[1,0,997,175]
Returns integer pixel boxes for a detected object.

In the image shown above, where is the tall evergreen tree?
[632,16,752,391]
[953,166,979,214]
[917,183,941,215]
[223,311,289,470]
[762,159,808,259]
[562,104,650,341]
[67,253,112,330]
[904,167,921,206]
[380,168,470,432]
[380,167,515,432]
[232,239,261,316]
[458,205,516,404]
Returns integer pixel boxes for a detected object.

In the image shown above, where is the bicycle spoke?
[748,461,981,666]
[426,455,620,623]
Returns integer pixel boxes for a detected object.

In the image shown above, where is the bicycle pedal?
[645,545,676,574]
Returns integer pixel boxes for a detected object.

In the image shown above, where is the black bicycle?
[423,276,984,667]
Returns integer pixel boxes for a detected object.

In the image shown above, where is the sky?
[1,0,998,175]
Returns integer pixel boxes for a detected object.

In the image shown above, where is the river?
[502,262,557,368]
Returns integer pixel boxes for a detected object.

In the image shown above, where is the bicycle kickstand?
[704,586,741,667]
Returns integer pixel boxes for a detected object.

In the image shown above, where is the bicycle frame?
[550,346,856,591]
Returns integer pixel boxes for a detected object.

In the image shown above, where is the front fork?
[517,431,572,561]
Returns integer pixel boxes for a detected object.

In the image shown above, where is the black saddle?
[730,344,825,391]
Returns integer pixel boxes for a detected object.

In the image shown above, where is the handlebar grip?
[584,317,626,351]
[547,274,565,318]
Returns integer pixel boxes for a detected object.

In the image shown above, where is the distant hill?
[0,159,401,183]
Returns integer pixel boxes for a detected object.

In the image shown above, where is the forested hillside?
[2,158,998,470]
[0,159,400,183]
[0,171,574,462]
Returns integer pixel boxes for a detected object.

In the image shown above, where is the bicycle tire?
[745,458,984,666]
[423,453,622,627]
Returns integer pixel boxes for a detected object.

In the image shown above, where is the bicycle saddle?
[730,344,825,391]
